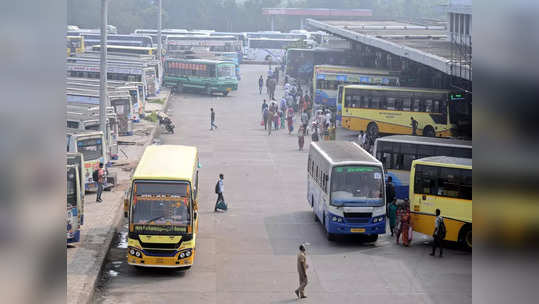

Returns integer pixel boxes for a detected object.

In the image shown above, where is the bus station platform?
[66,88,171,304]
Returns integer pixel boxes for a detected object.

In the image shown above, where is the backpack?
[92,169,99,182]
[215,180,220,194]
[311,132,319,142]
[438,218,447,239]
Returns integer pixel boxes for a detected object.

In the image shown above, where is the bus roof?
[312,141,381,165]
[133,145,198,182]
[165,58,232,65]
[343,84,449,94]
[92,45,156,51]
[375,135,472,149]
[414,156,472,168]
[314,64,397,75]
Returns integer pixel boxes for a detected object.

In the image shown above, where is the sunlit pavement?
[95,65,471,304]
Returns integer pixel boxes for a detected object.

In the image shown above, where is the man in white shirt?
[430,208,444,257]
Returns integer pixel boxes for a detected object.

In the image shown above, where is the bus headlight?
[129,249,135,256]
[180,252,185,258]
[331,216,343,223]
[185,250,191,257]
[135,251,141,257]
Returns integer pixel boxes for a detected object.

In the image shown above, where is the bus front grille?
[343,212,372,218]
[142,249,178,257]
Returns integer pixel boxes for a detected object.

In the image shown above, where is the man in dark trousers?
[385,176,396,214]
[95,163,105,202]
[430,208,445,257]
[214,174,225,211]
[258,75,264,94]
[411,117,418,135]
[210,108,218,130]
[294,244,308,299]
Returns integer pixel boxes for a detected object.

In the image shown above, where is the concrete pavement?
[95,65,471,304]
[66,89,171,304]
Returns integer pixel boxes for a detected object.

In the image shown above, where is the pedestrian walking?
[280,108,286,129]
[311,127,319,142]
[268,108,274,136]
[298,125,305,151]
[210,108,218,130]
[94,163,105,202]
[273,110,279,130]
[287,107,294,134]
[263,107,269,130]
[388,200,398,237]
[294,244,309,299]
[430,208,445,257]
[274,67,279,84]
[411,117,418,135]
[214,174,226,211]
[258,75,264,94]
[395,206,403,244]
[386,176,396,216]
[301,111,309,135]
[400,206,411,247]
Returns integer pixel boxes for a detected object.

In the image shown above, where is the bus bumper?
[67,230,80,243]
[127,247,194,268]
[328,220,386,235]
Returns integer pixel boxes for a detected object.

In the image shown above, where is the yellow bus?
[409,156,472,249]
[67,35,85,56]
[339,85,453,138]
[92,45,156,56]
[126,145,200,269]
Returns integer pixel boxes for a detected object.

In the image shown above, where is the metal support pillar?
[99,0,108,136]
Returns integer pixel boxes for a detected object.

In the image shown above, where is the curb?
[79,89,172,304]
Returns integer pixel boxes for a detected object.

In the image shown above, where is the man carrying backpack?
[93,163,105,203]
[431,208,445,257]
[214,174,226,211]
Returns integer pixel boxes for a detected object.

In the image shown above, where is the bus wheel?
[366,234,378,242]
[367,122,379,139]
[423,126,435,137]
[323,213,335,241]
[223,91,229,97]
[176,83,183,93]
[460,225,472,250]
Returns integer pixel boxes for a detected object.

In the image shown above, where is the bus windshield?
[67,170,77,207]
[331,165,384,207]
[217,64,235,78]
[131,181,191,233]
[77,138,103,161]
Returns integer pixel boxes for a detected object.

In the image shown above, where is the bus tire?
[459,224,472,250]
[367,122,379,139]
[223,91,229,97]
[323,213,335,241]
[423,125,435,137]
[176,83,183,93]
[366,234,378,243]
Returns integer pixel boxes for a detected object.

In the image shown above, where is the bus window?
[418,144,435,158]
[402,98,411,111]
[435,146,454,157]
[433,100,441,113]
[345,95,352,108]
[437,167,462,198]
[414,165,438,195]
[460,169,472,200]
[352,94,361,108]
[413,98,421,112]
[424,99,433,112]
[360,95,368,108]
[386,97,395,110]
[394,98,403,111]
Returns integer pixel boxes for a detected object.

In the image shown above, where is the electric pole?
[99,0,108,136]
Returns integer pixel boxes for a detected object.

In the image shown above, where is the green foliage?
[144,111,158,122]
[68,0,443,34]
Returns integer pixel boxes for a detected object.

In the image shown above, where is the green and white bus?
[163,58,238,96]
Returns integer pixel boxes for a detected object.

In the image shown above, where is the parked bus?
[409,156,472,249]
[163,58,238,96]
[285,48,355,85]
[66,62,157,96]
[92,45,156,56]
[308,141,386,242]
[66,131,109,192]
[246,38,301,63]
[373,135,472,199]
[67,152,86,226]
[67,164,82,243]
[340,85,453,138]
[314,65,399,108]
[126,145,200,269]
[67,36,85,56]
[82,34,153,48]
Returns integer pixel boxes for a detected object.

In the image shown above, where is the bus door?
[110,97,133,136]
[67,165,81,243]
[67,153,85,225]
[107,113,119,160]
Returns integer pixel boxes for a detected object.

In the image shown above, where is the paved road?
[95,65,471,304]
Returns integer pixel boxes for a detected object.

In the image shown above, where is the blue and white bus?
[307,141,386,241]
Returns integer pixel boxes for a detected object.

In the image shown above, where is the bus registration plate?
[351,228,365,233]
[226,88,232,91]
[155,258,164,264]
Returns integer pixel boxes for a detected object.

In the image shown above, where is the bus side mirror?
[194,212,197,220]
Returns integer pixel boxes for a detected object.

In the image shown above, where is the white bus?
[307,141,386,241]
[246,38,301,63]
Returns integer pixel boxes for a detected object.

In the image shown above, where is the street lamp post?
[99,0,108,136]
